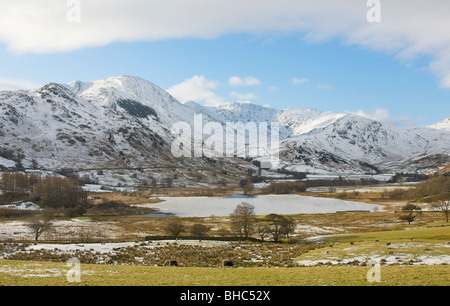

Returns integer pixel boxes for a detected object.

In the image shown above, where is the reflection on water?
[224,194,256,199]
[142,213,175,217]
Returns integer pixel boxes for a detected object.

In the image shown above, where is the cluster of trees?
[230,202,296,242]
[161,203,297,242]
[275,169,307,179]
[239,179,254,195]
[305,178,380,188]
[1,171,87,213]
[163,220,211,238]
[29,176,87,210]
[399,203,423,225]
[1,171,41,195]
[392,176,450,223]
[388,176,449,201]
[1,171,89,241]
[420,176,450,223]
[262,181,307,194]
[388,172,429,184]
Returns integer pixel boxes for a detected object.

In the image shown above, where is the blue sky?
[0,1,449,128]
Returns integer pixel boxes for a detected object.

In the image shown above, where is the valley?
[0,75,449,286]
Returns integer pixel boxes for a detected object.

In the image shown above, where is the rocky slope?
[0,75,448,187]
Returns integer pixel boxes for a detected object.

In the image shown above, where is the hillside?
[0,75,449,187]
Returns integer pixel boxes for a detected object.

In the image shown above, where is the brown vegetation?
[262,181,307,194]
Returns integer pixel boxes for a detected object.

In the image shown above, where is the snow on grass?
[0,158,16,168]
[296,241,450,267]
[26,241,140,253]
[0,221,33,239]
[1,201,41,210]
[0,219,122,241]
[24,239,230,254]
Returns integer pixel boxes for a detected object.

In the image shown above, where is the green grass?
[316,224,450,243]
[1,221,448,286]
[296,225,450,267]
[0,260,448,286]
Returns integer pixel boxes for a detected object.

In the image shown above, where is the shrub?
[239,179,254,195]
[388,189,414,201]
[64,205,86,218]
[89,200,128,215]
[190,223,210,237]
[262,181,307,194]
[164,219,185,237]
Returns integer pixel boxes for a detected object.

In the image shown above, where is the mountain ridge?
[0,75,449,181]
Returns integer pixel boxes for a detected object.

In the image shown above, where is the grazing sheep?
[222,259,234,268]
[104,257,114,265]
[164,260,178,267]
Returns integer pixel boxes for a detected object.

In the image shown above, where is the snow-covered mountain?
[428,117,450,131]
[0,75,449,180]
[184,100,450,173]
[0,76,209,170]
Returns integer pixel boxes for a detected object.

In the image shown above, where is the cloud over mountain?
[1,1,450,88]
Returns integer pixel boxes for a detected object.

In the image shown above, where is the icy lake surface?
[141,194,383,217]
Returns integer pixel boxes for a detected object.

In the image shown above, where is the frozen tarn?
[137,194,383,217]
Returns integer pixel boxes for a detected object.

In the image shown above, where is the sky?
[0,0,449,128]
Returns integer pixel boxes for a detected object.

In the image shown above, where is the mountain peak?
[67,75,159,93]
[429,117,450,130]
[1,75,449,175]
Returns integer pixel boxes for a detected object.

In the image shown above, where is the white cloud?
[229,76,261,87]
[291,77,334,89]
[355,108,390,123]
[2,1,450,88]
[0,77,40,91]
[167,75,225,106]
[354,108,417,129]
[291,77,309,85]
[230,91,257,101]
[316,84,334,90]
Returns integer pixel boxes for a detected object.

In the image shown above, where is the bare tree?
[27,209,55,241]
[399,203,422,225]
[239,179,254,195]
[430,194,450,222]
[265,214,297,242]
[281,216,296,239]
[230,202,255,238]
[164,219,184,237]
[265,214,286,242]
[190,223,210,237]
[255,221,270,241]
[30,176,87,210]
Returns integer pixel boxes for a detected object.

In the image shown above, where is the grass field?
[1,225,448,286]
[297,225,450,267]
[0,260,448,286]
[1,188,449,287]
